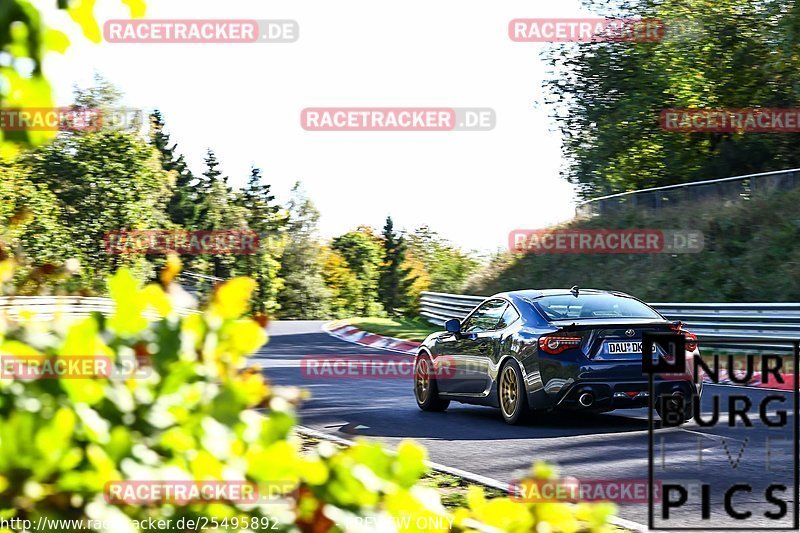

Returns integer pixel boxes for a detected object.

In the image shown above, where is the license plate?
[606,341,642,354]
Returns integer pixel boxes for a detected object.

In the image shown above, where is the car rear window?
[534,294,661,321]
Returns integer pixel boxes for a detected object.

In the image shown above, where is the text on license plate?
[606,341,642,354]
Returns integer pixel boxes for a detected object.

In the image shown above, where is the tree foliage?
[21,127,172,291]
[276,183,331,319]
[407,227,481,295]
[152,110,198,228]
[331,228,384,317]
[378,217,415,315]
[546,0,800,198]
[235,168,286,315]
[321,248,362,319]
[0,75,476,318]
[0,0,146,156]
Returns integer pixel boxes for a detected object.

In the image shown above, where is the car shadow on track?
[320,405,652,441]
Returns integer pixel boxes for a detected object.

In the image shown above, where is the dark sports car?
[413,288,701,424]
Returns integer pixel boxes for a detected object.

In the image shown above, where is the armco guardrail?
[0,272,217,321]
[576,168,800,217]
[178,271,224,297]
[420,291,800,349]
[0,296,197,322]
[420,291,485,325]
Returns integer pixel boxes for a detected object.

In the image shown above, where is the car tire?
[414,354,450,412]
[498,359,531,425]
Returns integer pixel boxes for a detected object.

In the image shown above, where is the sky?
[37,0,595,253]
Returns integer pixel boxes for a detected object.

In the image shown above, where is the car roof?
[491,289,648,325]
[491,289,634,304]
[470,289,647,326]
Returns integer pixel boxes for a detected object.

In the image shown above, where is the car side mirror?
[445,319,461,334]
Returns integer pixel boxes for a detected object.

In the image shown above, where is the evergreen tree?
[237,167,281,235]
[276,183,331,319]
[72,73,123,110]
[199,149,223,196]
[235,167,286,314]
[150,111,198,227]
[196,149,238,230]
[194,150,244,279]
[378,216,415,315]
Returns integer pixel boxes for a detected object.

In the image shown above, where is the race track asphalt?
[254,320,798,530]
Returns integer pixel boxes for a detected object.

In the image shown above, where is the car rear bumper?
[553,378,702,411]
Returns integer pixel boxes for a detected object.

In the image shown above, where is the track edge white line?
[295,425,649,532]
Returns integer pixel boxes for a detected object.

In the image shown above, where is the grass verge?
[347,316,441,342]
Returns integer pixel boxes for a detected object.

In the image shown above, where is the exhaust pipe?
[578,392,594,407]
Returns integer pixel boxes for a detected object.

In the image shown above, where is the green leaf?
[107,269,148,336]
[44,29,71,54]
[67,0,102,43]
[120,0,147,18]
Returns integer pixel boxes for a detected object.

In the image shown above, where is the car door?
[440,299,508,394]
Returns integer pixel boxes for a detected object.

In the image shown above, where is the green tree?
[321,246,363,318]
[71,73,144,133]
[234,167,286,315]
[72,73,123,109]
[193,150,246,279]
[198,148,229,195]
[331,227,384,316]
[545,0,800,199]
[237,167,282,234]
[378,216,415,315]
[152,110,198,227]
[0,159,74,293]
[276,182,331,319]
[407,225,481,294]
[22,128,172,291]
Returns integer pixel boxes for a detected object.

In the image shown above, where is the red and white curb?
[323,320,421,355]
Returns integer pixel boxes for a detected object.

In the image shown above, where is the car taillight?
[538,336,582,354]
[684,331,698,352]
[670,322,698,351]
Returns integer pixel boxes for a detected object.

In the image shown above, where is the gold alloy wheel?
[500,366,518,417]
[415,358,430,403]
